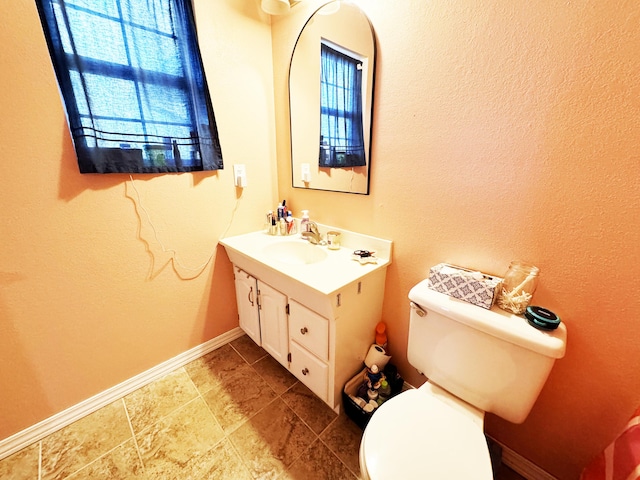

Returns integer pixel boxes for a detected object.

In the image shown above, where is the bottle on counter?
[300,210,311,233]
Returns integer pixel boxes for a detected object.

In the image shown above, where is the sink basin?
[262,241,328,265]
[220,227,392,297]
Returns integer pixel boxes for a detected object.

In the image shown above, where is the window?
[319,42,366,168]
[35,0,223,174]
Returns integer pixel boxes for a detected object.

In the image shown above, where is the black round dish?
[525,306,561,330]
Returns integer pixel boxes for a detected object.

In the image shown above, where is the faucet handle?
[301,222,323,245]
[301,231,319,244]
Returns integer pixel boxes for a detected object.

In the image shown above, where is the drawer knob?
[302,368,309,376]
[300,327,308,335]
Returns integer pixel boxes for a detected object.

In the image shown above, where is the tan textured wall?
[273,1,640,479]
[0,0,275,440]
[2,1,640,478]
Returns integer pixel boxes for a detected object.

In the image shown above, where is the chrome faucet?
[301,221,324,244]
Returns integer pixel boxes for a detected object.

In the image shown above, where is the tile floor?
[0,335,525,479]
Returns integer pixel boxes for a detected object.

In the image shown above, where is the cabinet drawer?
[289,341,328,402]
[289,300,329,362]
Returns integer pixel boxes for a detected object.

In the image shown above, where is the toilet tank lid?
[409,279,567,359]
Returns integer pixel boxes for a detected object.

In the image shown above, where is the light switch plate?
[233,164,247,187]
[301,163,310,182]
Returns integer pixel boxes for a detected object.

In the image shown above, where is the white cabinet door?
[258,281,289,367]
[233,267,261,346]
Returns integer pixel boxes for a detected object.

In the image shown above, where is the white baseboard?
[0,327,245,461]
[491,437,559,480]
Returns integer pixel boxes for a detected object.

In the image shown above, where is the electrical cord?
[127,175,240,280]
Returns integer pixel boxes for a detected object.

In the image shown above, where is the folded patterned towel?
[580,407,640,480]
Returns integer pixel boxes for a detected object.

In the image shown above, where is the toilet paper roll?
[364,344,391,369]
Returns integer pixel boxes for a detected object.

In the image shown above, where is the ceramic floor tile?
[65,438,145,479]
[136,397,224,478]
[41,400,132,480]
[229,398,316,479]
[201,362,277,433]
[124,367,199,435]
[230,334,268,364]
[185,343,248,394]
[0,442,40,480]
[188,438,253,479]
[252,355,298,395]
[282,438,357,480]
[7,342,383,480]
[282,381,338,435]
[319,413,363,477]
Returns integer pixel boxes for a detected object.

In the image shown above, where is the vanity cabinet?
[221,228,392,412]
[233,268,289,368]
[230,261,388,411]
[233,266,331,402]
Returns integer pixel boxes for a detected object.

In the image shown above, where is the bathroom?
[1,0,639,479]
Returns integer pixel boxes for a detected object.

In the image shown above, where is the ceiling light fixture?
[261,0,302,15]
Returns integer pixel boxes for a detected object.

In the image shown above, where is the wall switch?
[301,163,311,183]
[233,164,247,187]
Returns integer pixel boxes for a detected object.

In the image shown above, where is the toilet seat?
[360,387,493,480]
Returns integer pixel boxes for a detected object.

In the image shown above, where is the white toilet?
[359,279,567,479]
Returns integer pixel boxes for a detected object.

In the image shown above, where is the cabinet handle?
[302,368,309,376]
[248,286,254,306]
[300,327,308,335]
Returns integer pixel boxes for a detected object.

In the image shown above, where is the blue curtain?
[319,44,366,168]
[35,0,223,174]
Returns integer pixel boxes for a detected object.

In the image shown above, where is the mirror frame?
[289,1,376,195]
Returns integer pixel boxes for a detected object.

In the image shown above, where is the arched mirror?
[289,1,376,194]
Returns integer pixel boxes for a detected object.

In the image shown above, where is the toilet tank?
[407,279,567,424]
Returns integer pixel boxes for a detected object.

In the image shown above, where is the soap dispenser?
[300,210,311,233]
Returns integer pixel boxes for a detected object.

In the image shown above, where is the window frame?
[35,0,223,174]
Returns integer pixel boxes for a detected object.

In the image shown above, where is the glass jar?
[497,261,540,315]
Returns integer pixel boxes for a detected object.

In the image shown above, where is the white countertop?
[219,227,393,296]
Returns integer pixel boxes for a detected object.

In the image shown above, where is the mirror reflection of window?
[319,42,366,168]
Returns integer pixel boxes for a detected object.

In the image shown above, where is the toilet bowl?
[359,383,493,480]
[359,279,567,478]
